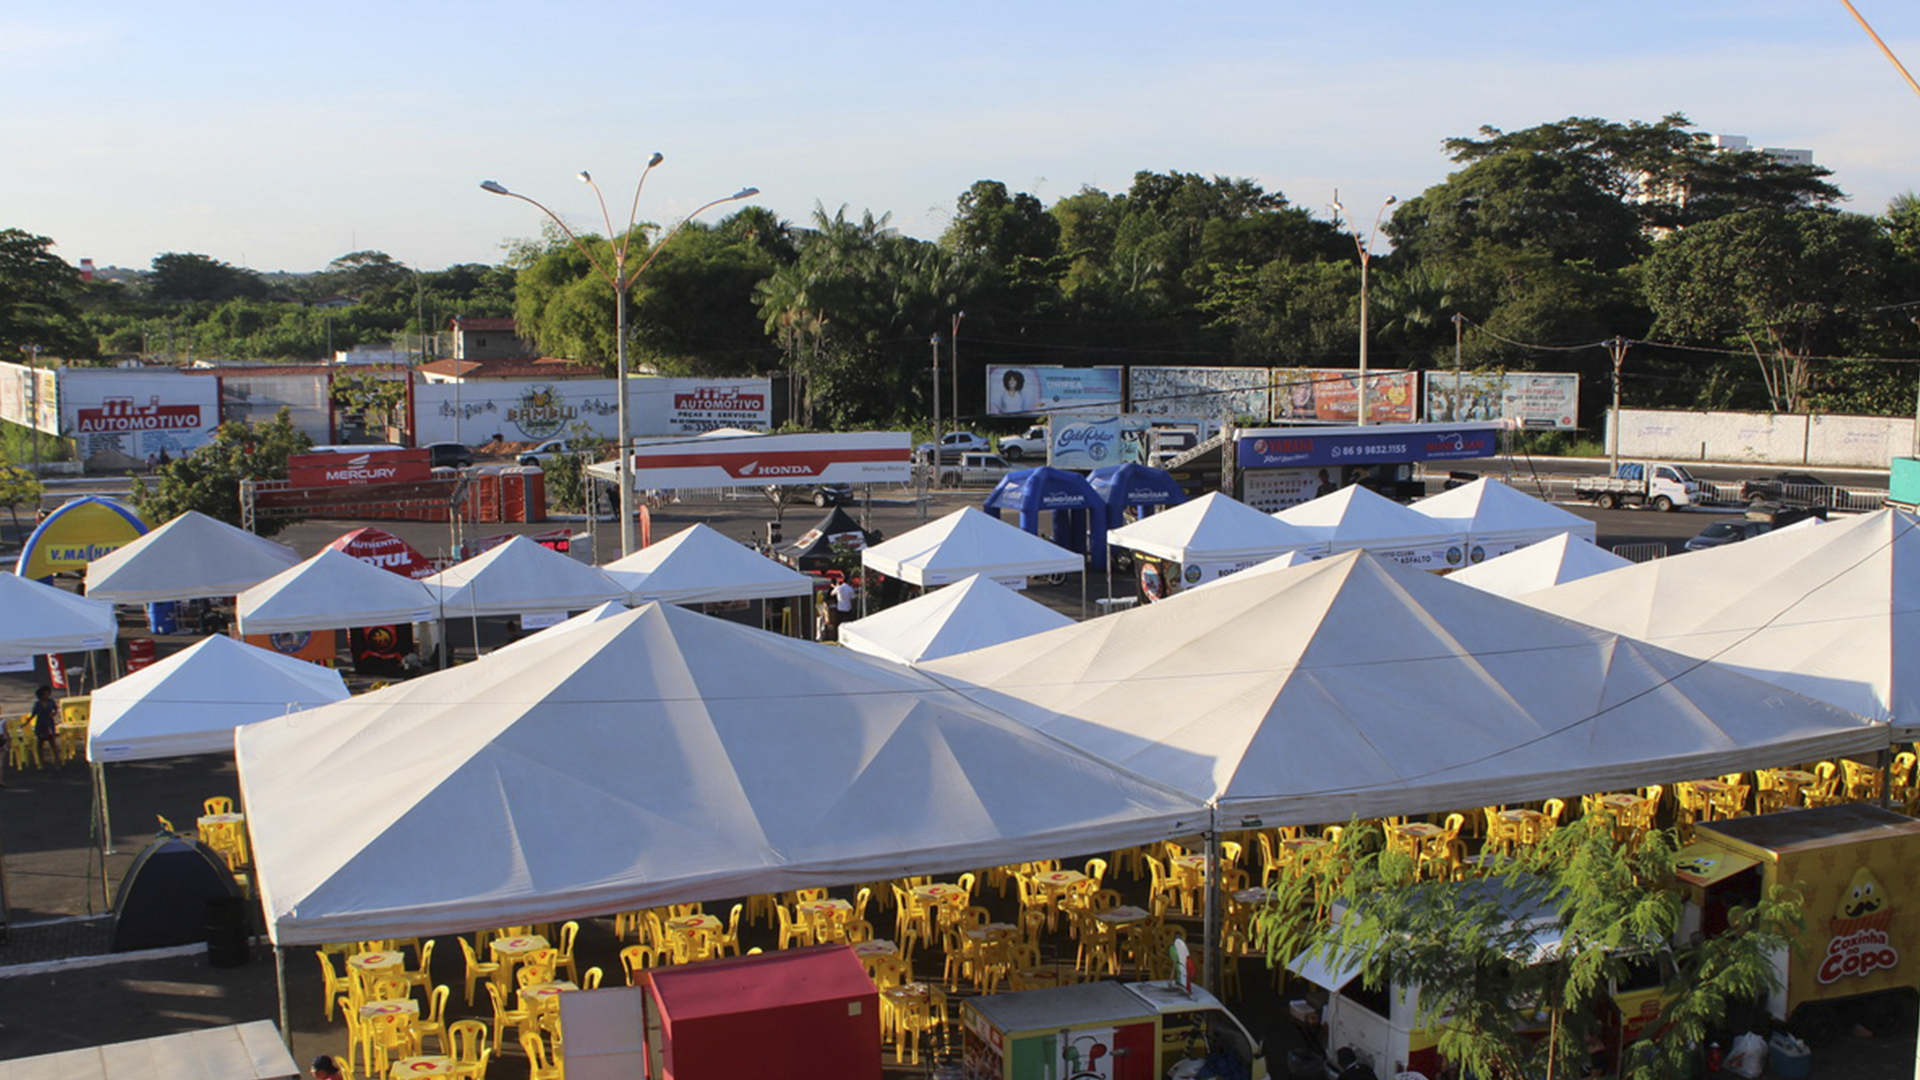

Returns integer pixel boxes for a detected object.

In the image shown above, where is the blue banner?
[1237,426,1500,469]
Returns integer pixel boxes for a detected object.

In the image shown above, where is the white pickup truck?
[1528,461,1700,510]
[997,426,1049,461]
[939,451,1013,487]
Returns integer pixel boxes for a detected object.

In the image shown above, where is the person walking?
[29,685,59,767]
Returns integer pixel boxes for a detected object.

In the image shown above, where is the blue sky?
[6,1,1915,273]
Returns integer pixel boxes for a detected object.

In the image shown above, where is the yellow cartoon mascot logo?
[1819,867,1898,984]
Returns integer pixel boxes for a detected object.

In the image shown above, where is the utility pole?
[930,333,942,447]
[950,312,965,438]
[1451,314,1464,422]
[1607,337,1630,471]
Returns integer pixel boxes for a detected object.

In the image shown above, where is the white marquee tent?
[1444,533,1633,599]
[862,508,1083,589]
[492,601,628,655]
[1106,493,1326,588]
[1521,508,1920,739]
[236,549,440,635]
[839,574,1074,665]
[1409,478,1596,561]
[923,550,1886,825]
[602,523,815,605]
[0,573,117,655]
[235,601,1204,945]
[1187,550,1317,593]
[86,634,349,762]
[1273,485,1468,571]
[426,535,627,618]
[83,511,301,604]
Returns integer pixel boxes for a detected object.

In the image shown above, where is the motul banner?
[289,449,432,488]
[617,431,912,489]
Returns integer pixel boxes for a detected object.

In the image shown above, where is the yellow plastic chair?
[204,796,234,816]
[581,966,603,990]
[715,903,744,957]
[1842,758,1884,802]
[414,983,452,1055]
[620,944,656,985]
[401,938,436,992]
[485,981,530,1057]
[520,1032,564,1080]
[448,1020,489,1080]
[553,921,579,983]
[458,936,501,1007]
[317,950,351,1022]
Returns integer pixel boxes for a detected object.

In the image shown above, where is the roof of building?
[417,357,601,380]
[451,316,518,332]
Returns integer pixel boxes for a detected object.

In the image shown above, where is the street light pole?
[1330,192,1396,426]
[950,312,965,439]
[929,333,942,447]
[481,165,758,556]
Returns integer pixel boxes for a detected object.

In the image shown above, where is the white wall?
[1609,409,1913,468]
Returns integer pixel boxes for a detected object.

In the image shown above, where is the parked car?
[1683,519,1773,551]
[1739,472,1834,508]
[939,451,1013,487]
[998,426,1049,461]
[424,442,474,469]
[517,439,574,466]
[916,431,990,464]
[811,483,854,507]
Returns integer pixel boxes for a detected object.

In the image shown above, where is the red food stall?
[639,945,881,1080]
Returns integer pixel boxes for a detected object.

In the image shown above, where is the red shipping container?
[640,946,879,1080]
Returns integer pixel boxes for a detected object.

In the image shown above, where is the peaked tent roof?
[1409,478,1596,551]
[1444,533,1633,599]
[1273,484,1466,552]
[492,601,629,655]
[862,508,1083,587]
[776,506,875,569]
[839,574,1075,664]
[602,523,815,604]
[1187,550,1317,593]
[1088,464,1186,528]
[1107,492,1326,563]
[0,573,118,654]
[426,535,628,618]
[1520,508,1920,739]
[86,634,349,762]
[922,550,1884,824]
[234,601,1204,944]
[236,549,441,635]
[84,511,301,604]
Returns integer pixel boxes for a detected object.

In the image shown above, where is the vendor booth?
[862,508,1083,591]
[87,634,349,762]
[984,466,1110,570]
[602,523,815,633]
[1106,492,1324,600]
[775,506,876,574]
[84,510,300,604]
[1445,533,1631,599]
[639,946,880,1080]
[1409,477,1596,564]
[1088,462,1186,529]
[1273,484,1469,571]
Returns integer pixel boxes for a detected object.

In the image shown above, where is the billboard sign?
[1128,366,1269,418]
[1237,424,1502,469]
[414,375,773,445]
[620,431,912,489]
[14,496,148,580]
[1273,368,1419,425]
[640,377,772,434]
[1048,415,1152,470]
[0,363,60,435]
[1425,371,1580,429]
[288,449,433,488]
[59,369,220,461]
[985,366,1122,416]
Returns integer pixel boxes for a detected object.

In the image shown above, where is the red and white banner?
[289,449,432,488]
[328,527,438,579]
[615,431,912,489]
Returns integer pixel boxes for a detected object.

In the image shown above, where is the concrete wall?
[1610,409,1915,468]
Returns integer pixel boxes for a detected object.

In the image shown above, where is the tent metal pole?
[275,945,292,1051]
[1080,568,1088,621]
[1203,815,1222,995]
[96,762,115,856]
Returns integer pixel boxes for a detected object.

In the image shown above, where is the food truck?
[959,978,1267,1080]
[1675,802,1920,1022]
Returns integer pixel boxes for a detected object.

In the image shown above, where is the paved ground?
[0,482,1911,1076]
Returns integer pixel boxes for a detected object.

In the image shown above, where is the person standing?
[29,685,60,767]
[831,575,857,624]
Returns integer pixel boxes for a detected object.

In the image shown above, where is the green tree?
[942,180,1061,265]
[1273,816,1798,1080]
[0,456,45,535]
[130,410,312,536]
[1642,209,1891,413]
[0,229,93,359]
[329,370,411,439]
[148,252,269,304]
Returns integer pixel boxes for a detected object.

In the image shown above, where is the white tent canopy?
[923,550,1886,825]
[602,523,815,604]
[863,508,1083,588]
[492,601,629,655]
[87,634,349,762]
[83,511,300,604]
[1444,533,1633,599]
[1273,485,1468,571]
[1188,550,1316,593]
[0,573,117,655]
[427,535,628,618]
[1409,478,1596,561]
[1521,508,1920,739]
[235,601,1203,945]
[236,548,440,635]
[840,574,1074,665]
[1107,492,1326,569]
[0,1021,298,1080]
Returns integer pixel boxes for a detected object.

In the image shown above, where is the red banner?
[329,527,438,579]
[289,449,432,488]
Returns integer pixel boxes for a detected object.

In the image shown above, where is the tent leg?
[96,762,115,856]
[275,945,293,1050]
[1203,821,1222,996]
[1080,570,1088,621]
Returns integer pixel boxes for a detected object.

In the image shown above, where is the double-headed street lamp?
[1329,191,1396,426]
[480,163,758,556]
